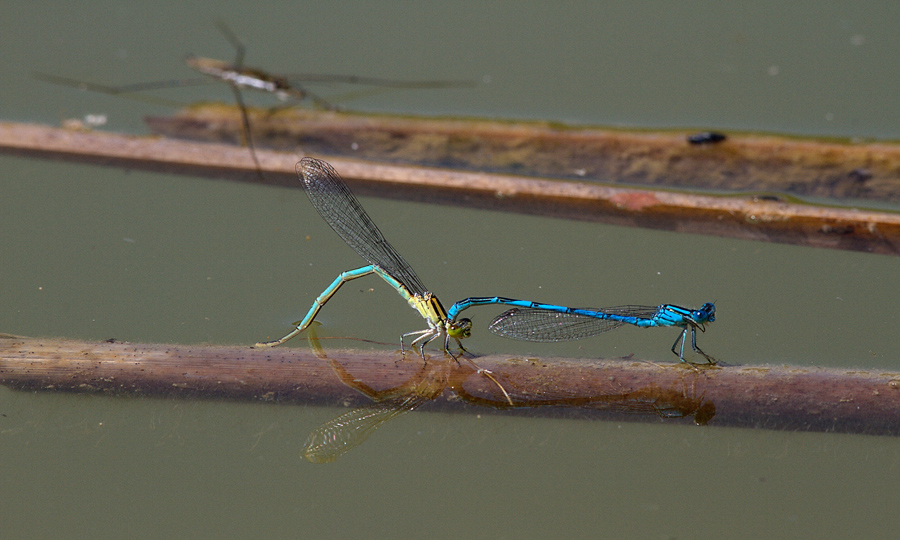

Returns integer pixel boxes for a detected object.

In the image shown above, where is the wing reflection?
[454,366,715,425]
[304,392,431,463]
[303,328,715,462]
[303,357,450,463]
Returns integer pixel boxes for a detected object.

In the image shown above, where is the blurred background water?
[2,1,899,538]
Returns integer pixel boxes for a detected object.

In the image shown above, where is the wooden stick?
[2,334,899,436]
[150,104,900,204]
[3,121,900,255]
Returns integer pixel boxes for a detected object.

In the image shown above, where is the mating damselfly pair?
[255,158,717,366]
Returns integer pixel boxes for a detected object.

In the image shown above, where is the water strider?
[35,21,474,177]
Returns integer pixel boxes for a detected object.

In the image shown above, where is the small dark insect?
[687,131,727,145]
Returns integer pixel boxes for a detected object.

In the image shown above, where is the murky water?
[2,1,899,538]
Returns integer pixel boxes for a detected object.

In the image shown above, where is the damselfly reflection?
[451,359,715,424]
[303,357,453,463]
[304,345,715,463]
[301,322,469,463]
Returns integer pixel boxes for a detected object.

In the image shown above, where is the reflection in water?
[303,336,715,463]
[303,358,451,463]
[453,365,716,426]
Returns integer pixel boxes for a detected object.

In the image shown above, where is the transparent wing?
[488,305,660,342]
[297,158,428,296]
[489,308,622,341]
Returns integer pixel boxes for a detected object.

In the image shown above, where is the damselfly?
[256,158,511,401]
[447,297,717,364]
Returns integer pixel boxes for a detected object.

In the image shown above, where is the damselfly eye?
[448,318,472,339]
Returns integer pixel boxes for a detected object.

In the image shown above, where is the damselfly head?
[447,318,472,339]
[695,303,716,323]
